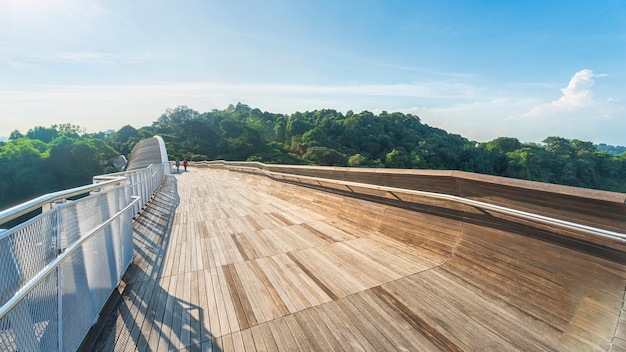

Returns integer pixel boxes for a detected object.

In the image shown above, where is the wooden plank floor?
[87,167,626,351]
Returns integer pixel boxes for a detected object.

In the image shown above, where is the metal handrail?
[0,196,141,321]
[91,162,162,182]
[0,163,165,228]
[219,163,626,243]
[0,176,127,228]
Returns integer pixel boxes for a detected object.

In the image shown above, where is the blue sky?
[1,0,625,145]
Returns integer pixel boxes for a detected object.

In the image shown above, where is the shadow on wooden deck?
[81,175,221,351]
[79,167,626,351]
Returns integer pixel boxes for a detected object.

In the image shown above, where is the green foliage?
[9,130,24,140]
[55,123,82,137]
[0,138,50,206]
[348,154,366,167]
[596,143,626,156]
[27,126,58,143]
[153,105,199,129]
[106,125,140,156]
[0,125,120,210]
[142,104,626,193]
[484,137,522,153]
[3,103,626,212]
[303,147,347,166]
[302,127,329,148]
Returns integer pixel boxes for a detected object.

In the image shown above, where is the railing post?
[144,169,149,201]
[57,206,63,352]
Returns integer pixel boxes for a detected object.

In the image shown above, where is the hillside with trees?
[596,143,626,156]
[145,104,626,193]
[0,124,119,209]
[2,103,625,210]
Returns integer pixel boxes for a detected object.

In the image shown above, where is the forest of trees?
[0,124,119,210]
[597,143,626,156]
[1,103,625,210]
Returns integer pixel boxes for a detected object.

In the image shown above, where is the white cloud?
[35,51,121,64]
[402,98,541,142]
[505,69,625,144]
[0,76,623,145]
[551,69,596,110]
[0,47,157,65]
[0,81,487,136]
[522,69,607,117]
[394,70,626,145]
[377,62,478,79]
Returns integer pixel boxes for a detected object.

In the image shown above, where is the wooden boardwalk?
[86,167,626,351]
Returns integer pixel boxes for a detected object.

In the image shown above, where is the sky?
[1,0,625,145]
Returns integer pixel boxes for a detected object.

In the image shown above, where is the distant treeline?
[0,124,119,210]
[2,103,625,210]
[596,143,626,156]
[143,104,626,193]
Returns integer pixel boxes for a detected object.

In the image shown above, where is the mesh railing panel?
[0,270,58,352]
[57,188,134,351]
[59,199,135,352]
[0,199,138,352]
[0,136,167,352]
[57,186,127,250]
[0,211,58,308]
[60,244,94,351]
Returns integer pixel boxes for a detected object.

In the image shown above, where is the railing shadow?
[286,179,626,264]
[82,175,221,351]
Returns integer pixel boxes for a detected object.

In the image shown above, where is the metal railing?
[93,162,168,216]
[0,161,168,351]
[197,161,626,244]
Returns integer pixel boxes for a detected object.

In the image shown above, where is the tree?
[285,113,314,140]
[385,149,409,168]
[273,116,288,143]
[348,154,366,167]
[106,125,139,155]
[543,136,573,155]
[27,126,58,143]
[0,138,50,208]
[303,147,347,166]
[504,151,531,179]
[153,105,200,129]
[9,130,23,140]
[25,103,617,196]
[484,137,522,153]
[302,127,329,148]
[45,135,115,189]
[55,123,82,138]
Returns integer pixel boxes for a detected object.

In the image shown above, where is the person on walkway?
[183,158,188,172]
[175,159,180,173]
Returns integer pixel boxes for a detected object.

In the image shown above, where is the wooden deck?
[86,167,626,351]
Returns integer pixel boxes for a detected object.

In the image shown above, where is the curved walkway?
[86,167,626,351]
